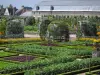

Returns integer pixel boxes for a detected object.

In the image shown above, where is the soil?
[41,43,59,46]
[4,55,36,62]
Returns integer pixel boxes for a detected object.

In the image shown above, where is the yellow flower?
[93,39,100,43]
[97,32,100,35]
[0,38,41,44]
[0,32,4,35]
[93,46,96,50]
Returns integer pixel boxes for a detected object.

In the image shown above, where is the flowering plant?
[0,32,4,35]
[97,32,100,36]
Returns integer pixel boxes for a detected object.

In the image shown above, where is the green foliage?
[0,61,17,70]
[6,19,24,38]
[1,15,100,75]
[10,42,92,56]
[0,18,7,33]
[37,58,100,75]
[25,17,35,25]
[24,26,34,31]
[39,19,51,40]
[0,41,93,74]
[24,26,38,32]
[0,51,16,57]
[81,22,97,36]
[48,21,69,42]
[0,18,7,38]
[24,58,100,75]
[8,21,22,34]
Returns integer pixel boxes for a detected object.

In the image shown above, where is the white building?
[33,0,100,17]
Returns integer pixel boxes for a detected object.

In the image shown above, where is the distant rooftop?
[33,0,100,11]
[37,0,100,6]
[15,6,32,16]
[20,11,33,17]
[23,7,32,10]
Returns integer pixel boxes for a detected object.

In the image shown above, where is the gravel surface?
[24,34,40,38]
[24,34,77,41]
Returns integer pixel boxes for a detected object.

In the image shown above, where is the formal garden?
[0,15,100,75]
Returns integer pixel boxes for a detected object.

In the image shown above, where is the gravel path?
[24,34,40,38]
[24,34,77,41]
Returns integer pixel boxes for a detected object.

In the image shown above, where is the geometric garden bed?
[0,40,99,75]
[4,55,36,62]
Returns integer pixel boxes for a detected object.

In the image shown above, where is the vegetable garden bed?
[86,69,100,75]
[4,55,36,62]
[58,65,100,75]
[0,40,96,75]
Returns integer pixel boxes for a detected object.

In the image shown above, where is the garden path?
[24,34,40,38]
[24,34,77,41]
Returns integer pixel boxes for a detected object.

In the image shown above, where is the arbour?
[48,21,69,42]
[77,21,97,38]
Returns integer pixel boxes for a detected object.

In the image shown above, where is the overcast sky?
[0,0,42,9]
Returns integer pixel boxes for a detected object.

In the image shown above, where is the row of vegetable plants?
[60,40,93,46]
[0,50,92,73]
[0,56,75,74]
[8,43,93,56]
[0,41,93,74]
[24,58,100,75]
[58,65,100,75]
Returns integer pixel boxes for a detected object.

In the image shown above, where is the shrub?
[6,19,24,38]
[25,17,35,25]
[39,19,51,40]
[0,18,7,38]
[81,22,97,36]
[48,21,69,42]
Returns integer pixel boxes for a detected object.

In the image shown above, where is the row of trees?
[39,19,69,42]
[39,15,100,42]
[0,15,99,41]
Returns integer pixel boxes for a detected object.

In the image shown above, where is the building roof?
[24,7,32,10]
[15,6,32,16]
[20,11,33,17]
[33,0,100,11]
